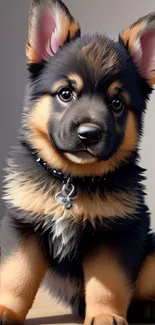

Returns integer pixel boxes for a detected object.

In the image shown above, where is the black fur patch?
[128,300,155,323]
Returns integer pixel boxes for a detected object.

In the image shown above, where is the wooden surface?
[26,288,82,325]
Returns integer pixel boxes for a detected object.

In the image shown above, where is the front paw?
[0,306,23,325]
[85,314,128,325]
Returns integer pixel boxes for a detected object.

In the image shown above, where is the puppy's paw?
[85,314,128,325]
[0,306,23,325]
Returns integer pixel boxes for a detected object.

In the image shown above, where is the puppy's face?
[24,1,155,175]
[30,37,143,165]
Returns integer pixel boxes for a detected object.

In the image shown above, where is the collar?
[22,141,106,210]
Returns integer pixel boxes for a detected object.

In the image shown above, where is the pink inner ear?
[36,9,61,60]
[133,30,155,79]
[141,31,155,77]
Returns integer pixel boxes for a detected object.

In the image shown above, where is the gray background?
[0,0,155,227]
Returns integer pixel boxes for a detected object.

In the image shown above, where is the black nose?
[77,123,102,144]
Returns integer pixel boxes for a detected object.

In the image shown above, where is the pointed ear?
[26,0,81,63]
[119,12,155,85]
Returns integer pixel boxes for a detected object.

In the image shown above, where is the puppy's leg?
[128,233,155,323]
[135,254,155,300]
[0,235,48,325]
[83,248,131,325]
[131,253,155,323]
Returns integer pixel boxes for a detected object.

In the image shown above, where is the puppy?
[1,1,155,324]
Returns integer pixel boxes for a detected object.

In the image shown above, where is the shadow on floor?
[25,314,83,324]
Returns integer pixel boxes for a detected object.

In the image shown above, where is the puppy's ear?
[26,0,81,63]
[119,12,155,85]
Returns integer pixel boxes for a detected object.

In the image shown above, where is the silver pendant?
[55,178,77,209]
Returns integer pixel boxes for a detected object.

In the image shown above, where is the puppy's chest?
[43,185,139,262]
[43,191,138,263]
[5,169,139,262]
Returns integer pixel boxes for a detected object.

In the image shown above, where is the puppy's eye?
[58,87,74,103]
[111,96,125,113]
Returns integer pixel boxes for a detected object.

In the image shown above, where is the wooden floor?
[26,288,83,325]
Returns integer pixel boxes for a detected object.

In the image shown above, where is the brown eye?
[111,96,125,113]
[58,87,73,103]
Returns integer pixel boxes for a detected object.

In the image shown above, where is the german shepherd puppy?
[1,0,155,324]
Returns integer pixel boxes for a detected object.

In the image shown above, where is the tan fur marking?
[107,81,123,97]
[51,80,69,93]
[107,81,130,104]
[26,43,39,63]
[4,172,64,219]
[73,191,139,222]
[148,75,155,85]
[25,97,138,178]
[83,248,131,320]
[120,23,143,51]
[4,169,140,221]
[69,20,80,39]
[51,74,83,94]
[120,111,138,153]
[0,306,22,324]
[0,237,47,322]
[135,254,155,300]
[27,95,50,138]
[68,73,84,91]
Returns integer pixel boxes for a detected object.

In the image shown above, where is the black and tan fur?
[1,1,155,324]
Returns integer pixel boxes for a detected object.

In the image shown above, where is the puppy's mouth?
[49,134,101,164]
[64,150,97,164]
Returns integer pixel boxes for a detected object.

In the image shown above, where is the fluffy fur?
[1,1,155,324]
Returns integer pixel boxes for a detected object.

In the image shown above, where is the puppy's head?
[24,0,155,176]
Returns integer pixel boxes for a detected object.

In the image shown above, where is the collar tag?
[55,178,78,209]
